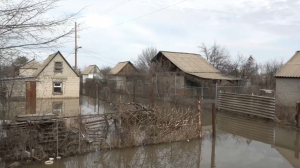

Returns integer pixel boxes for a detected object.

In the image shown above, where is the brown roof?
[153,51,238,80]
[275,51,300,78]
[20,59,41,69]
[33,51,79,77]
[160,51,219,73]
[82,65,97,75]
[108,61,137,75]
[188,72,238,80]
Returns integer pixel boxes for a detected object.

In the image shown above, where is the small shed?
[108,61,138,89]
[151,51,239,88]
[275,51,300,107]
[81,65,103,83]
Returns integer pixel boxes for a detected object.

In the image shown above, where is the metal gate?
[218,92,275,119]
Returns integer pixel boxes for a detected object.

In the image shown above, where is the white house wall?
[276,78,300,107]
[36,53,79,98]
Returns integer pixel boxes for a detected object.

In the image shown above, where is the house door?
[26,81,36,114]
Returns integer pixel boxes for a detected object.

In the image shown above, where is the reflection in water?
[21,123,300,168]
[2,95,300,168]
[211,137,215,168]
[2,96,111,120]
[217,114,300,168]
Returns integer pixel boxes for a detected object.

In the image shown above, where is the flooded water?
[1,95,300,167]
[10,114,298,168]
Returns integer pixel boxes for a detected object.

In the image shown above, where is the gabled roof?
[152,51,239,80]
[82,65,99,75]
[33,51,79,77]
[108,61,138,75]
[20,59,41,69]
[275,51,300,78]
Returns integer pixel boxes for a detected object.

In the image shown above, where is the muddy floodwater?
[1,95,300,167]
[16,116,300,168]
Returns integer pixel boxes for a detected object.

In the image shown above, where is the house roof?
[108,61,137,75]
[275,51,300,78]
[152,51,238,80]
[82,65,98,75]
[20,59,41,69]
[33,51,79,77]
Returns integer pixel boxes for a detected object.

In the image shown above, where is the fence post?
[210,137,216,168]
[126,110,130,147]
[201,81,204,99]
[212,103,216,138]
[174,75,176,95]
[56,119,59,158]
[78,106,81,154]
[215,82,218,108]
[198,96,202,138]
[295,131,299,159]
[133,82,136,102]
[155,74,158,95]
[152,79,155,108]
[118,93,122,148]
[297,103,300,128]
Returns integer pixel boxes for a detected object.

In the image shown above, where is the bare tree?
[225,54,246,77]
[134,47,158,73]
[262,59,283,89]
[100,66,112,79]
[0,0,80,67]
[199,42,230,72]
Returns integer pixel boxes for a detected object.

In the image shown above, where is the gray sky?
[41,0,300,69]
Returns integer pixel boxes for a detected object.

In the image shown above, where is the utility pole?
[75,22,77,72]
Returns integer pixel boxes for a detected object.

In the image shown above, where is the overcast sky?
[41,0,300,70]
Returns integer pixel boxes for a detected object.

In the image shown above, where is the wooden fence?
[217,92,275,119]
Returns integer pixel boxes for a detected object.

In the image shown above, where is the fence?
[217,92,275,119]
[0,102,201,162]
[82,78,274,110]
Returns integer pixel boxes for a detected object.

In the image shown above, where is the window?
[53,101,63,114]
[53,82,63,94]
[54,62,63,73]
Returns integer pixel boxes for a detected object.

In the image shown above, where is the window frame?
[53,82,63,95]
[52,101,63,114]
[54,61,63,73]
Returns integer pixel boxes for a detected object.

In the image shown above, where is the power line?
[81,49,116,65]
[83,0,188,35]
[65,50,74,59]
[99,0,131,16]
[82,48,119,62]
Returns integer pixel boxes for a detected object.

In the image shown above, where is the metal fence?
[217,92,275,119]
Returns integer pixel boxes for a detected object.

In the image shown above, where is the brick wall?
[36,53,79,98]
[19,68,36,77]
[276,78,300,107]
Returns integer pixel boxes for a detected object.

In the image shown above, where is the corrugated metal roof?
[20,59,41,69]
[275,51,300,78]
[161,51,219,73]
[82,65,96,75]
[109,61,136,75]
